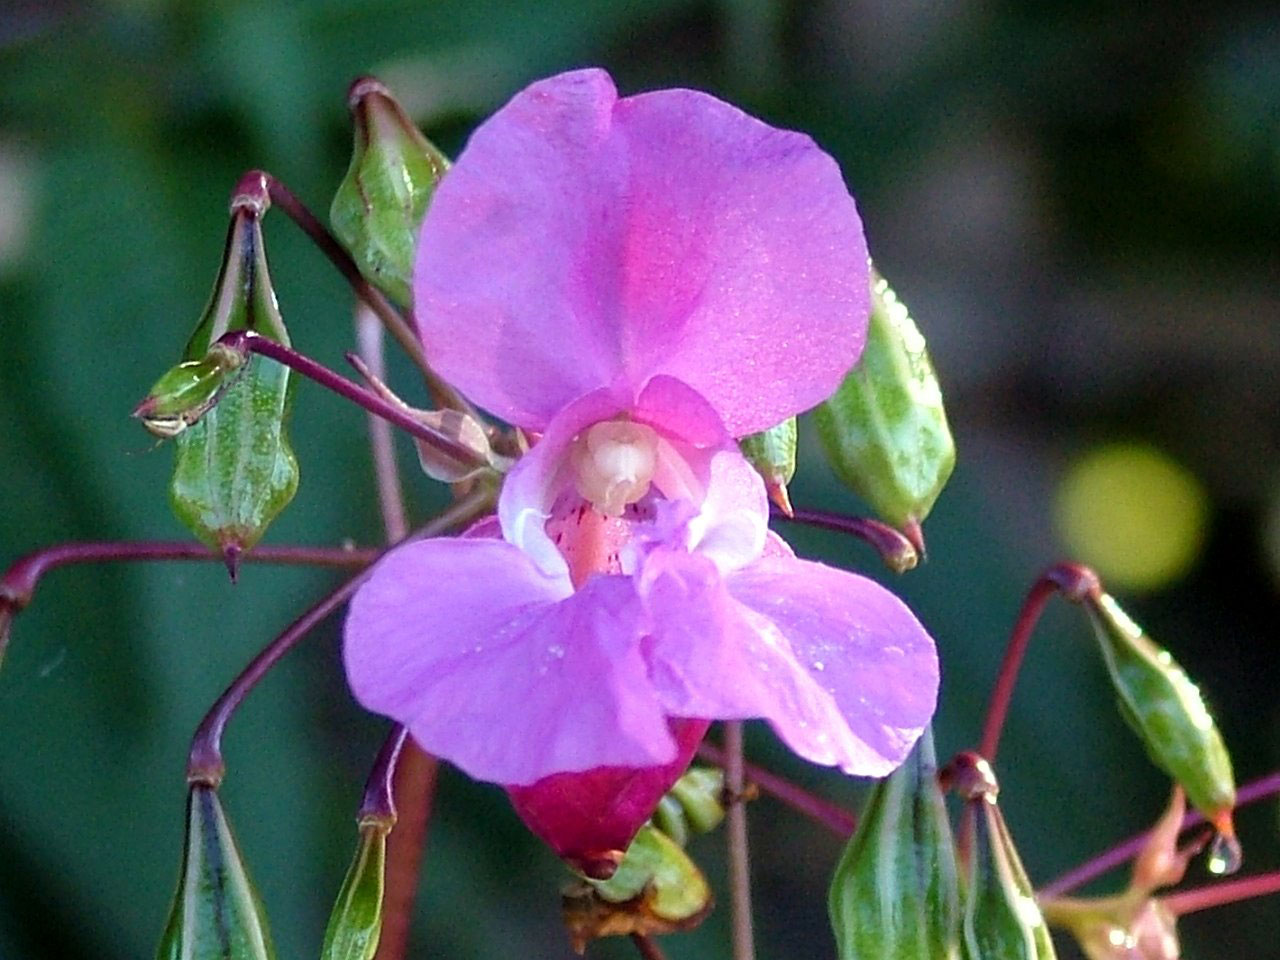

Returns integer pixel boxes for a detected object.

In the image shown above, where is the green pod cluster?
[330,77,450,308]
[828,728,959,960]
[814,269,955,530]
[157,785,277,960]
[652,766,725,847]
[1084,592,1237,836]
[738,417,797,512]
[962,793,1057,960]
[320,819,390,960]
[168,201,298,559]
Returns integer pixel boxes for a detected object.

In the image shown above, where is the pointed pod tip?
[347,75,392,110]
[1207,812,1242,875]
[222,544,242,584]
[901,516,927,561]
[767,479,794,517]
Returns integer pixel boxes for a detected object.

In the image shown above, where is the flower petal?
[415,68,869,434]
[728,557,939,775]
[343,537,675,786]
[638,548,891,774]
[507,718,710,868]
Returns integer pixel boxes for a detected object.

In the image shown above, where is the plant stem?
[774,507,919,574]
[0,541,377,665]
[1041,770,1280,897]
[356,305,409,543]
[375,742,438,960]
[979,563,1099,762]
[630,934,670,960]
[253,172,473,416]
[185,489,493,786]
[359,726,409,822]
[1163,870,1280,916]
[697,742,856,837]
[357,294,438,960]
[723,721,756,960]
[214,330,491,475]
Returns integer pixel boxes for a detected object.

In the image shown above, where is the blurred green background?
[1,1,1277,958]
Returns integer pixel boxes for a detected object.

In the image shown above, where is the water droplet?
[811,660,825,672]
[547,644,565,659]
[1207,831,1243,875]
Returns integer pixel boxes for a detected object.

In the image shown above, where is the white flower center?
[571,419,660,517]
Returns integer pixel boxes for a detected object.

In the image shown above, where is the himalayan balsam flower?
[344,69,938,862]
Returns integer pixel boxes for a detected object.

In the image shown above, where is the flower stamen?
[572,420,660,517]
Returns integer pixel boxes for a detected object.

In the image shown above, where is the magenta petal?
[506,718,710,869]
[639,548,878,771]
[343,538,675,786]
[727,557,939,775]
[415,68,870,434]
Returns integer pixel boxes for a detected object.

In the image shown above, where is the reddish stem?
[1163,870,1280,916]
[630,934,671,960]
[374,742,438,960]
[359,726,409,822]
[185,490,493,786]
[252,172,473,416]
[774,507,919,574]
[214,331,490,474]
[697,742,856,837]
[1041,770,1280,897]
[723,721,756,960]
[978,563,1100,762]
[0,541,376,665]
[355,306,409,543]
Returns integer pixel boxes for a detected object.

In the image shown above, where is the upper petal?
[415,68,870,434]
[727,556,939,775]
[343,537,675,786]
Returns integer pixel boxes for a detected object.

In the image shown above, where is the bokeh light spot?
[1055,443,1208,591]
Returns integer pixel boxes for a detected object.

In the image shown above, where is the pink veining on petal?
[414,68,870,435]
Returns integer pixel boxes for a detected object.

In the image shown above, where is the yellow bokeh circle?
[1055,443,1209,591]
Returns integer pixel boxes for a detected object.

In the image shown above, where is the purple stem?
[774,507,919,574]
[1041,770,1280,897]
[723,721,756,960]
[630,935,670,960]
[359,725,409,822]
[252,172,473,416]
[979,563,1100,763]
[214,330,490,474]
[185,489,493,786]
[697,742,856,837]
[1163,869,1280,916]
[0,540,377,664]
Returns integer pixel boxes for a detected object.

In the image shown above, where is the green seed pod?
[814,269,955,531]
[133,351,247,439]
[1083,592,1238,859]
[320,819,390,960]
[961,767,1057,960]
[156,785,277,960]
[330,77,450,308]
[167,187,299,563]
[829,728,959,960]
[739,416,798,513]
[666,766,725,836]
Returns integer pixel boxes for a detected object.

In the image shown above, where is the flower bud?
[320,819,390,960]
[829,727,960,960]
[957,758,1057,960]
[156,785,277,960]
[1042,897,1179,960]
[739,416,798,514]
[562,823,712,953]
[814,269,955,535]
[1082,591,1238,868]
[162,177,299,565]
[330,77,450,308]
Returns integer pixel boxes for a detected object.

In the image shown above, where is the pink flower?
[343,69,938,861]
